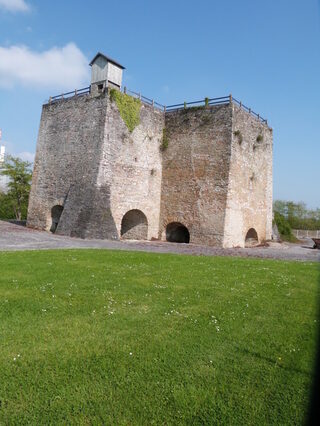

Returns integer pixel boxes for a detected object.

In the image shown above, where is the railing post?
[124,86,127,94]
[258,114,260,120]
[49,96,52,103]
[164,105,166,113]
[61,93,64,99]
[139,92,141,100]
[240,101,242,108]
[75,89,77,96]
[229,93,232,103]
[249,108,251,113]
[152,99,154,107]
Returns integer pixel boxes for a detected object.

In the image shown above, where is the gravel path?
[0,220,319,262]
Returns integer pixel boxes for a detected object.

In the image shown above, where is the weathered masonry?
[27,52,273,248]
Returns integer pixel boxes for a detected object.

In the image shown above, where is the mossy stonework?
[160,128,169,152]
[28,90,272,247]
[109,89,141,133]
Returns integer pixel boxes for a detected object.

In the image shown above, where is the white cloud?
[17,151,35,162]
[0,43,90,91]
[0,142,35,163]
[0,0,30,12]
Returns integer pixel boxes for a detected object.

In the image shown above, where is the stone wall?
[102,98,164,240]
[28,91,273,248]
[292,229,320,239]
[160,105,233,246]
[27,94,109,237]
[223,104,273,247]
[27,91,164,240]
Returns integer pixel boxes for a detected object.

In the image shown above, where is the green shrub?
[256,134,263,143]
[109,89,141,133]
[0,192,16,219]
[204,97,209,107]
[274,212,297,242]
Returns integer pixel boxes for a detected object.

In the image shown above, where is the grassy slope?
[0,250,318,425]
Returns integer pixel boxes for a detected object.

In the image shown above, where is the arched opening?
[245,228,259,247]
[121,209,148,240]
[50,205,64,233]
[166,222,190,243]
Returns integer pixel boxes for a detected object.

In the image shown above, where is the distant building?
[0,145,4,163]
[0,145,8,192]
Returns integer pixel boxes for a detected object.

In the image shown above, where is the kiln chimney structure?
[27,52,273,248]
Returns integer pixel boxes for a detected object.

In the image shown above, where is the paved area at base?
[0,221,319,261]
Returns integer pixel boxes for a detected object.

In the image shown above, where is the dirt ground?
[0,220,319,262]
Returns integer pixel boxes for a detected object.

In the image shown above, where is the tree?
[0,155,32,220]
[273,200,320,230]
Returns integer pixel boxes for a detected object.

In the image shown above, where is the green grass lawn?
[0,250,318,425]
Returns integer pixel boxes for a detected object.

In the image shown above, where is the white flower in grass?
[129,352,133,356]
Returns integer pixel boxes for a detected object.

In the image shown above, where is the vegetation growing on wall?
[256,134,263,142]
[109,89,141,133]
[201,115,211,125]
[160,128,169,152]
[234,130,243,144]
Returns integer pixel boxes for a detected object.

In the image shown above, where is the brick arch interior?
[121,209,148,240]
[245,227,258,247]
[166,222,190,243]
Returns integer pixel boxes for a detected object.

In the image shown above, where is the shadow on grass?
[239,347,311,377]
[306,263,320,425]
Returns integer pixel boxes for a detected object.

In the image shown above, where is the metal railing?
[122,87,165,111]
[166,95,268,124]
[232,97,267,124]
[165,96,230,111]
[47,86,268,125]
[48,86,91,103]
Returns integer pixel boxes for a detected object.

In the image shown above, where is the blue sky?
[0,0,319,208]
